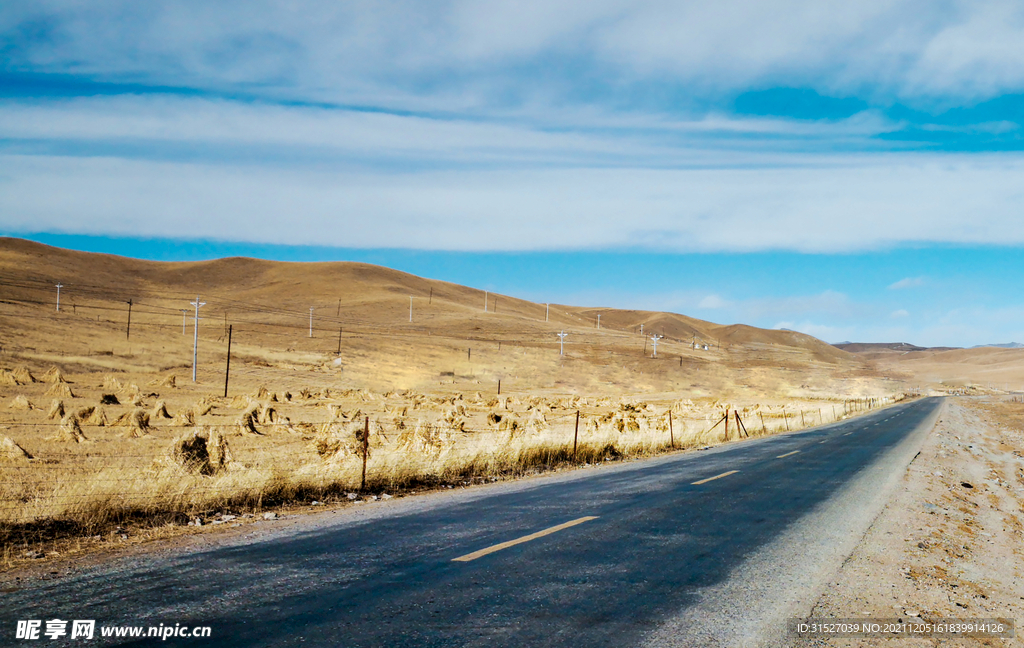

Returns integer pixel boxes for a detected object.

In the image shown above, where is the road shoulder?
[807,397,1024,647]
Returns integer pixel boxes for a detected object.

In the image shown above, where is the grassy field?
[0,238,911,564]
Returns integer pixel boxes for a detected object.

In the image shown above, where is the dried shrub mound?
[0,370,22,386]
[42,366,69,384]
[9,395,35,411]
[72,406,95,421]
[168,428,232,475]
[100,393,120,405]
[45,382,75,399]
[151,401,173,419]
[112,408,151,437]
[12,366,36,383]
[55,416,88,443]
[46,399,65,420]
[253,386,273,400]
[0,436,32,460]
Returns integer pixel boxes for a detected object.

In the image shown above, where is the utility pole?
[309,307,314,338]
[224,324,232,397]
[640,324,644,336]
[55,283,63,312]
[337,327,343,355]
[125,299,133,340]
[557,331,567,355]
[190,295,205,382]
[546,303,549,322]
[650,334,663,357]
[484,291,488,312]
[597,314,601,329]
[180,309,188,335]
[336,298,341,317]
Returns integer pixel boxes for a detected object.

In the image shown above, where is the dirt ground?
[805,396,1024,647]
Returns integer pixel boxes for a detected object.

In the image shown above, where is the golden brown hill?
[0,237,891,400]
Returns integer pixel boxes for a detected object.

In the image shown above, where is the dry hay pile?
[147,374,176,388]
[54,415,88,443]
[12,366,36,384]
[0,369,22,386]
[100,393,120,405]
[102,375,123,390]
[237,405,264,435]
[82,406,108,426]
[438,406,467,433]
[0,435,32,460]
[112,408,151,437]
[42,366,69,384]
[45,382,75,399]
[603,403,643,434]
[258,404,281,425]
[9,395,35,411]
[167,427,232,475]
[523,408,550,434]
[229,395,253,409]
[488,411,522,437]
[311,421,367,459]
[252,386,277,401]
[287,422,318,437]
[396,419,453,455]
[46,399,65,420]
[175,398,214,426]
[151,401,173,420]
[121,384,144,406]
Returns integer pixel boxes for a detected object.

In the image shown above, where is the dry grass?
[0,383,907,556]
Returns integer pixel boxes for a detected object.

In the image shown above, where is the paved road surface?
[2,398,943,647]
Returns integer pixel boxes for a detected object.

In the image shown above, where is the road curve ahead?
[3,398,943,647]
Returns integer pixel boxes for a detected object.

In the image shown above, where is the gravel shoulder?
[807,397,1024,647]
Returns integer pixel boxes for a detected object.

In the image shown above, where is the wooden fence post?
[360,416,369,491]
[668,411,674,448]
[573,410,580,460]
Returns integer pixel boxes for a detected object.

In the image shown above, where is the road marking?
[692,470,739,485]
[843,432,852,436]
[452,516,599,562]
[819,440,828,444]
[776,450,800,458]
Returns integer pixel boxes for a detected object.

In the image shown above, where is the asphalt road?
[2,397,943,647]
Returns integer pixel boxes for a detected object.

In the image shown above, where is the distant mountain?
[833,342,961,353]
[971,342,1024,349]
[833,342,929,353]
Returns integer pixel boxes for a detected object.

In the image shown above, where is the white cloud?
[5,150,1024,253]
[6,1,1024,108]
[697,294,729,309]
[888,277,925,289]
[891,309,910,318]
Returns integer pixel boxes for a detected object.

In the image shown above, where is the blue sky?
[3,2,1024,346]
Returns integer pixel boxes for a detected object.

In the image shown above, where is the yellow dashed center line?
[692,470,739,485]
[776,450,800,459]
[452,516,599,562]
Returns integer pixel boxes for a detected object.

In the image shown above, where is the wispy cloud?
[888,277,925,289]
